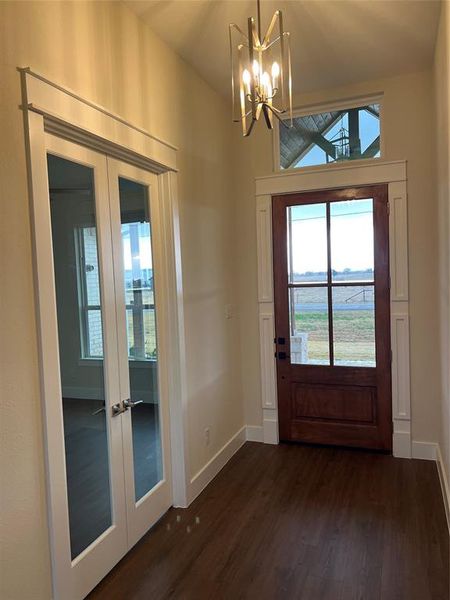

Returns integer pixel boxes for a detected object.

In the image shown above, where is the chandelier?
[229,0,293,136]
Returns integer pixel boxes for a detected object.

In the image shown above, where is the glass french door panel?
[289,286,330,365]
[332,285,376,367]
[118,177,163,502]
[287,203,328,283]
[330,199,374,283]
[47,154,112,560]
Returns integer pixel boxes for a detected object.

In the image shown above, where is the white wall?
[0,2,244,598]
[233,70,441,446]
[434,0,450,483]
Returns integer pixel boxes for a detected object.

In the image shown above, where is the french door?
[273,185,392,451]
[44,134,171,599]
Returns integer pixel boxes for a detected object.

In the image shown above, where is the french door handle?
[123,399,143,409]
[112,402,127,417]
[276,351,289,360]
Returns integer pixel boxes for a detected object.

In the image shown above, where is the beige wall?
[233,70,441,444]
[434,0,450,481]
[0,2,244,598]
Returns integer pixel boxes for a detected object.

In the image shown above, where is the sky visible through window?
[290,200,374,277]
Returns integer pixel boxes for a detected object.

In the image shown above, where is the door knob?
[123,399,144,409]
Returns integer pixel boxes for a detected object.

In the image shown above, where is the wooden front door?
[273,185,392,451]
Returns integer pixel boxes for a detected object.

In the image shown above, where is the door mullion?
[326,202,334,366]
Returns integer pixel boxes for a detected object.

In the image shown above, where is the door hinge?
[387,201,390,215]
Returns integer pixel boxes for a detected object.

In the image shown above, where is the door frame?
[254,160,411,458]
[20,67,190,599]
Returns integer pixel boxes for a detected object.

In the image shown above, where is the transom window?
[278,102,381,170]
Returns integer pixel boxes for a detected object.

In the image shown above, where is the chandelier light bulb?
[242,69,251,94]
[252,59,260,78]
[261,71,270,95]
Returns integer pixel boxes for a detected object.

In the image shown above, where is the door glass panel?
[289,287,330,365]
[333,285,376,366]
[288,204,327,283]
[118,177,163,502]
[330,199,374,282]
[47,154,112,560]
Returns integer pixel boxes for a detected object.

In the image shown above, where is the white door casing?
[255,160,411,458]
[21,68,190,599]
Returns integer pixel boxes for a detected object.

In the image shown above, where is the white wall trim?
[188,426,247,504]
[246,425,264,442]
[255,160,412,458]
[256,159,406,196]
[411,441,438,461]
[436,445,450,533]
[19,67,177,173]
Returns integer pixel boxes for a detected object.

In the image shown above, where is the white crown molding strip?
[188,426,247,505]
[19,67,178,173]
[255,160,407,196]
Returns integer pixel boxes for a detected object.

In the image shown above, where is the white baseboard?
[393,431,411,458]
[246,425,264,442]
[411,440,438,460]
[188,426,246,504]
[263,418,279,444]
[436,444,450,533]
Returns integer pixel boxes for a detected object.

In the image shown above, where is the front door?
[273,185,392,451]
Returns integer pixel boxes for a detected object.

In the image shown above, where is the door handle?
[123,399,143,409]
[276,351,289,360]
[112,402,128,417]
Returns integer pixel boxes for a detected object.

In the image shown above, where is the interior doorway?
[272,185,392,451]
[44,134,172,599]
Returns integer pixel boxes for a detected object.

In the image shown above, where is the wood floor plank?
[88,443,449,600]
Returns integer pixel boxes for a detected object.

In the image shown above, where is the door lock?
[276,351,289,360]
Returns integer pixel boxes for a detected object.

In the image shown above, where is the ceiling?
[125,0,441,98]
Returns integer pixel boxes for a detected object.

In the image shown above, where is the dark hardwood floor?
[88,442,449,600]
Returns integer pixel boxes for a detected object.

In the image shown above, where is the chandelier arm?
[264,103,289,127]
[263,35,281,51]
[257,0,262,43]
[229,22,250,43]
[285,31,293,126]
[262,11,280,48]
[229,25,236,122]
[279,11,286,111]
